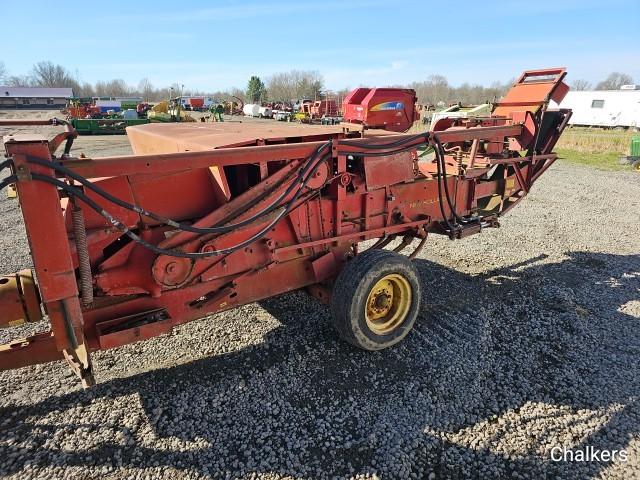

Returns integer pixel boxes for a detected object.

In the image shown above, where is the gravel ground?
[1,115,639,479]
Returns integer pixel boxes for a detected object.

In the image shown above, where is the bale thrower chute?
[0,68,571,386]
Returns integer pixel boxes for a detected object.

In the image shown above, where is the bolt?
[165,262,178,274]
[375,293,391,309]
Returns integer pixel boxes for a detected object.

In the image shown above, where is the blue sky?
[2,0,639,91]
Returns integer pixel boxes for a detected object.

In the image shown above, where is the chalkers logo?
[550,446,628,462]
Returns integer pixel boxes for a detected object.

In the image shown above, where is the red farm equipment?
[342,87,420,132]
[310,99,339,117]
[63,99,101,120]
[0,68,571,387]
[187,97,205,111]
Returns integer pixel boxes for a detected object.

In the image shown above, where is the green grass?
[555,127,637,171]
[555,148,628,171]
[556,127,635,155]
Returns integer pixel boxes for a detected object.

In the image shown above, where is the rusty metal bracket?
[273,219,429,258]
[512,163,530,194]
[15,164,32,182]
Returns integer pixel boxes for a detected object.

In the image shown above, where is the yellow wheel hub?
[365,274,412,335]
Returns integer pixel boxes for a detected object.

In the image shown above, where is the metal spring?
[455,149,464,173]
[71,205,94,308]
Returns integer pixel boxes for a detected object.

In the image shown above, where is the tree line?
[0,61,210,102]
[0,60,635,107]
[571,72,634,91]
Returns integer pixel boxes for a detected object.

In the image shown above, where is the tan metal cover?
[126,122,348,154]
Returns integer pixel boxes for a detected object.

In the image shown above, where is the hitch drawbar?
[0,269,42,328]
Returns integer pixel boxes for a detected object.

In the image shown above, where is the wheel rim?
[365,273,412,335]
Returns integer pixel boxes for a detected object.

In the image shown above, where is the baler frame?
[0,68,571,386]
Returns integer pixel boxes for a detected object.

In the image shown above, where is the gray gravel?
[0,124,639,479]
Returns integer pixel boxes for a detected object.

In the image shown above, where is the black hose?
[30,155,324,259]
[338,132,429,150]
[29,141,332,235]
[0,175,17,191]
[433,135,471,225]
[432,142,459,235]
[434,137,464,224]
[0,160,12,172]
[337,141,426,158]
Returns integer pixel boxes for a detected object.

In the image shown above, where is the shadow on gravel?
[1,251,639,479]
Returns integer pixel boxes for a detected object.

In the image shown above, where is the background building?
[0,86,73,109]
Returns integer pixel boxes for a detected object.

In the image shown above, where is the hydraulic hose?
[0,175,17,191]
[30,153,326,259]
[432,143,459,235]
[28,141,332,235]
[433,135,472,226]
[337,142,426,158]
[338,132,429,150]
[0,159,12,172]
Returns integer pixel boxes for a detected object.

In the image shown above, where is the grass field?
[555,126,637,171]
[555,148,626,170]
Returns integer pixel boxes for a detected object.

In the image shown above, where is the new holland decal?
[370,101,404,111]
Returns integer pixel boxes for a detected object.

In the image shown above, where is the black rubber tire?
[331,249,421,350]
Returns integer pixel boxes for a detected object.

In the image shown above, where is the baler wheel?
[632,159,640,171]
[331,249,421,350]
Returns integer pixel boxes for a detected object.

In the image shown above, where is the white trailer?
[258,106,273,118]
[554,89,640,129]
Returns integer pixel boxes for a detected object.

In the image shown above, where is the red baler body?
[0,69,571,386]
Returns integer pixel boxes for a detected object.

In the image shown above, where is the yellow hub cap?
[365,274,412,335]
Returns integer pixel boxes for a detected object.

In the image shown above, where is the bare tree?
[92,79,131,97]
[94,80,107,96]
[169,83,184,98]
[6,75,32,87]
[410,76,509,106]
[30,61,76,87]
[111,79,132,96]
[0,62,7,84]
[571,79,592,91]
[266,70,324,102]
[409,74,451,106]
[229,87,246,103]
[596,72,633,90]
[428,75,450,105]
[138,78,154,101]
[266,72,296,102]
[77,82,95,97]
